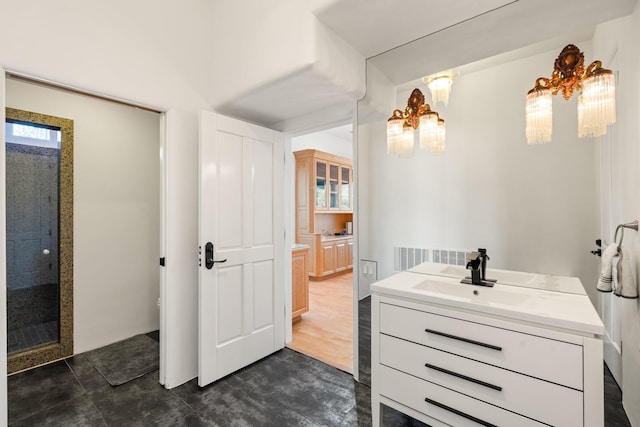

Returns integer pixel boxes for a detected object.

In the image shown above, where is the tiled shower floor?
[7,320,58,354]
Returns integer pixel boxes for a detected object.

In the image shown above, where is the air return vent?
[432,249,470,266]
[393,247,429,272]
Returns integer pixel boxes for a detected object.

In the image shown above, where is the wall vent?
[393,247,429,272]
[432,249,470,266]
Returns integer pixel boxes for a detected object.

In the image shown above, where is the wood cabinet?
[318,236,353,278]
[294,149,353,235]
[294,149,354,279]
[292,245,309,321]
[320,241,336,276]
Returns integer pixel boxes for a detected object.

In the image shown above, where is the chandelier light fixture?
[525,44,616,144]
[387,88,445,158]
[422,71,457,106]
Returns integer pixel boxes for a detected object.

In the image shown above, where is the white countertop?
[409,262,586,295]
[372,268,604,335]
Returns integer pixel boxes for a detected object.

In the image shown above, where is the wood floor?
[287,272,353,373]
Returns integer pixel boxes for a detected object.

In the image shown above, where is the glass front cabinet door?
[329,164,339,209]
[315,161,327,209]
[340,166,351,210]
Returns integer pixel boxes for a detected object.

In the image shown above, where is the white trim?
[352,105,360,382]
[284,136,293,343]
[0,64,8,427]
[5,70,162,114]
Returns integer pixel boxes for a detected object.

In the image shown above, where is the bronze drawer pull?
[425,328,502,351]
[425,363,502,391]
[424,397,498,427]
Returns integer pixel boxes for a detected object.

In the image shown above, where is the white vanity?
[371,262,604,427]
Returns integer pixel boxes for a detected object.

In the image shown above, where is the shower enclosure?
[5,108,73,373]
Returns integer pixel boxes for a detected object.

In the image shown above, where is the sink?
[412,278,533,308]
[408,262,586,295]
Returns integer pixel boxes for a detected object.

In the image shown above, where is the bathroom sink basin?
[408,262,585,295]
[412,278,533,308]
[370,270,603,335]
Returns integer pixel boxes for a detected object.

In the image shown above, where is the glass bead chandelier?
[387,88,445,158]
[525,44,616,144]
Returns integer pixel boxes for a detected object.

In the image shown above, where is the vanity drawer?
[379,364,547,427]
[380,334,583,427]
[379,302,583,389]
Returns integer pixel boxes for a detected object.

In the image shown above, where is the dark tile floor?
[6,331,633,427]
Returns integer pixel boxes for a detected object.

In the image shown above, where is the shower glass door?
[6,120,60,354]
[5,108,73,373]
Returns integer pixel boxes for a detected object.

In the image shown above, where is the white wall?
[291,128,352,159]
[593,7,640,426]
[0,0,212,112]
[358,43,601,303]
[6,79,161,353]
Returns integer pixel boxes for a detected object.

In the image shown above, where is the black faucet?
[461,248,496,287]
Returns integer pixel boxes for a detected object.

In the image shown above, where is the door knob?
[205,242,227,269]
[43,249,50,255]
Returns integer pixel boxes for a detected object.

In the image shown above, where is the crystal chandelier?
[525,44,616,144]
[387,88,445,158]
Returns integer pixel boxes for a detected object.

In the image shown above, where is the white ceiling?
[315,0,517,58]
[323,0,636,84]
[219,0,637,133]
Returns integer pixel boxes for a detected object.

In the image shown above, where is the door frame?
[1,64,8,427]
[0,70,196,392]
[284,117,358,379]
[5,108,74,373]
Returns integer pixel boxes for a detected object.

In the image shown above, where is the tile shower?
[5,136,61,355]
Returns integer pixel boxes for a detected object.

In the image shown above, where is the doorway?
[4,75,161,375]
[286,124,355,373]
[5,108,73,373]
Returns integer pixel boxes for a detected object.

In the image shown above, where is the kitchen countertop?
[320,234,353,242]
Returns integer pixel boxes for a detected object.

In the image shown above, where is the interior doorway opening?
[4,75,161,377]
[286,124,355,373]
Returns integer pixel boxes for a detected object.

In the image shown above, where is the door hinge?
[160,257,165,267]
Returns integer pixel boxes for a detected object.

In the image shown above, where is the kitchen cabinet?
[294,149,354,279]
[291,245,309,321]
[294,149,353,235]
[317,236,353,278]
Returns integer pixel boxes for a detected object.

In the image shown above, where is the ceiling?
[318,0,636,84]
[315,0,517,59]
[219,0,637,133]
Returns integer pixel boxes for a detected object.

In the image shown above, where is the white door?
[1,66,8,427]
[198,112,284,386]
[159,109,199,388]
[599,105,623,385]
[598,59,622,385]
